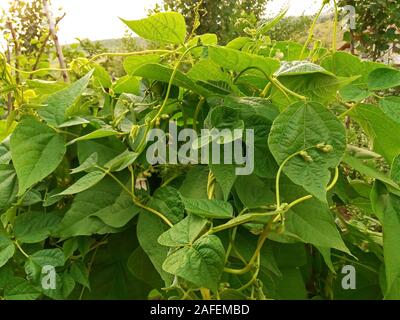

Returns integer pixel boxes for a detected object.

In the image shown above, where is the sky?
[0,0,327,45]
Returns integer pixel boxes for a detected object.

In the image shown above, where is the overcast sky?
[0,0,327,45]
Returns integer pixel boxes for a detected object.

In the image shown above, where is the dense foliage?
[1,9,400,300]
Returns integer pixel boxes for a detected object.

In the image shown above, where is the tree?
[338,0,400,61]
[152,0,269,44]
[0,0,68,80]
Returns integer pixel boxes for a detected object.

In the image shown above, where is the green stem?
[97,166,173,227]
[193,97,205,132]
[88,49,175,63]
[332,0,338,52]
[151,46,198,123]
[15,241,29,258]
[300,0,327,60]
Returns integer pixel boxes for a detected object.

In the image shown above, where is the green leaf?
[30,248,65,267]
[235,175,275,208]
[4,277,41,300]
[104,150,138,172]
[391,155,400,185]
[0,234,15,268]
[158,215,208,247]
[121,12,186,44]
[10,118,66,196]
[77,136,125,167]
[38,70,93,126]
[124,55,161,74]
[133,63,210,97]
[274,61,333,77]
[271,74,356,109]
[0,120,17,142]
[56,176,134,237]
[209,164,237,201]
[112,75,140,95]
[58,116,90,128]
[69,261,90,289]
[371,182,400,299]
[70,152,98,174]
[67,128,120,145]
[342,154,399,189]
[368,68,400,91]
[182,197,233,219]
[81,228,151,299]
[137,212,172,286]
[55,171,106,196]
[0,164,18,210]
[269,101,346,201]
[162,235,225,290]
[151,187,185,224]
[127,247,163,288]
[379,96,400,123]
[208,46,280,76]
[349,104,400,163]
[14,211,61,244]
[284,198,350,254]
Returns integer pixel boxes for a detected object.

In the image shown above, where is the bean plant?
[0,9,400,300]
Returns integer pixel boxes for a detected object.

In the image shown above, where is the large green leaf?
[0,164,18,210]
[10,118,66,196]
[162,235,225,290]
[121,12,186,44]
[269,101,346,201]
[38,71,93,126]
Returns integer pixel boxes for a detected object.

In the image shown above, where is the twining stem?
[283,167,339,213]
[152,45,198,123]
[275,149,311,209]
[300,0,327,60]
[224,220,273,275]
[237,254,261,292]
[97,166,173,227]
